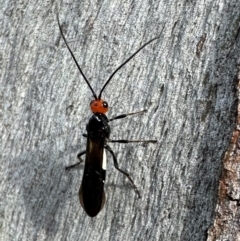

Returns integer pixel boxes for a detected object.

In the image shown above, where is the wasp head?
[90,99,109,114]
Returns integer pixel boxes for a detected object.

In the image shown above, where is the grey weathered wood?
[1,0,239,240]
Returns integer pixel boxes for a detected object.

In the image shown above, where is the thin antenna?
[98,25,165,100]
[57,14,98,100]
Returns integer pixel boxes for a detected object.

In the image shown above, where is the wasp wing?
[79,137,106,217]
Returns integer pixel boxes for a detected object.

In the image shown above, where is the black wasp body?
[57,14,163,217]
[80,114,109,217]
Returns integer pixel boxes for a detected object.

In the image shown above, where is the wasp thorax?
[90,99,109,114]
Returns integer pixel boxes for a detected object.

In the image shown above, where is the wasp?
[57,15,162,217]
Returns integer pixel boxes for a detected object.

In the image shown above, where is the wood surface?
[1,0,240,240]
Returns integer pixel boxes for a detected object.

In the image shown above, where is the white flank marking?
[102,149,107,170]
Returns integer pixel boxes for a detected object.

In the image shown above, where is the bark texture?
[1,0,240,240]
[207,73,240,241]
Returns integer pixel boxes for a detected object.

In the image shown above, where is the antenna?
[57,14,98,100]
[98,24,165,99]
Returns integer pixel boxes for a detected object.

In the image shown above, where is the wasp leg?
[65,150,86,170]
[108,110,147,122]
[108,139,157,144]
[105,145,141,198]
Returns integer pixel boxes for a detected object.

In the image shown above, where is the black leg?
[108,139,157,144]
[65,150,86,170]
[108,110,147,122]
[105,145,141,198]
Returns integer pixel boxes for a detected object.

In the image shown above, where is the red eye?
[90,99,109,114]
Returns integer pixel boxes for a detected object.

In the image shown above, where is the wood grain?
[0,0,239,240]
